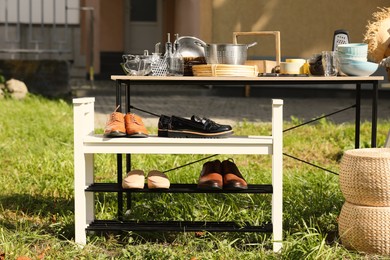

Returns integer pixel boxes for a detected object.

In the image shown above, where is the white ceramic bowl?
[337,43,368,56]
[280,61,303,74]
[339,60,378,76]
[285,58,306,65]
[337,52,367,62]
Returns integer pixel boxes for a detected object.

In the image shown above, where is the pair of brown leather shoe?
[104,108,148,138]
[197,159,248,190]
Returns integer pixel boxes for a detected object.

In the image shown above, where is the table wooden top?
[111,75,384,82]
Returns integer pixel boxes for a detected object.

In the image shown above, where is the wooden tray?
[233,31,281,96]
[233,31,281,73]
[192,64,259,77]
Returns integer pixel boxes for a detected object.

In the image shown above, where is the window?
[130,0,157,22]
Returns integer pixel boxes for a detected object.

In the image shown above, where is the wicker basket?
[192,64,258,77]
[338,201,390,255]
[339,148,390,206]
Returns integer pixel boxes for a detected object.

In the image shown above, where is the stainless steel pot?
[195,41,257,65]
[176,36,207,75]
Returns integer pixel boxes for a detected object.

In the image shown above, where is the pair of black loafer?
[158,115,233,138]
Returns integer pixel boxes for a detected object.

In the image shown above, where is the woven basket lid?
[339,148,390,206]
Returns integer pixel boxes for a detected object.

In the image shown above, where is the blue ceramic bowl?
[337,43,368,56]
[340,60,378,76]
[337,52,367,62]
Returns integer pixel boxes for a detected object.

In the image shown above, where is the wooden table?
[112,75,384,148]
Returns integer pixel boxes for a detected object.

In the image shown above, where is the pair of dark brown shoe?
[197,159,248,190]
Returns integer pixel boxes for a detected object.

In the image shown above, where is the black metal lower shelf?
[86,183,273,193]
[86,220,273,233]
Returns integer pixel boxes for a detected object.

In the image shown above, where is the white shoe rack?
[73,81,283,252]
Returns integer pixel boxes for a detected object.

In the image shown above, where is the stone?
[6,78,29,99]
[11,92,27,100]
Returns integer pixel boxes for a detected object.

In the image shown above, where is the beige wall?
[211,0,389,60]
[174,0,212,41]
[81,0,123,74]
[100,0,124,52]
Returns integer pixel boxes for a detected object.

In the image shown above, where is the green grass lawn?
[1,94,389,259]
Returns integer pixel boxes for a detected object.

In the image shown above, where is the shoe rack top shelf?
[73,97,281,155]
[83,134,273,154]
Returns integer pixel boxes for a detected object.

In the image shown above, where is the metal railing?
[0,0,79,59]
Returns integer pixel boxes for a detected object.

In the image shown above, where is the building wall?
[100,0,124,52]
[211,0,389,60]
[0,0,79,60]
[80,0,100,74]
[0,0,79,24]
[93,0,389,76]
[174,0,212,42]
[1,0,388,77]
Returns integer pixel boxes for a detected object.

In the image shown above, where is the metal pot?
[175,36,207,75]
[195,41,257,65]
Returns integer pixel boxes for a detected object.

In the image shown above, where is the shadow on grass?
[0,193,75,240]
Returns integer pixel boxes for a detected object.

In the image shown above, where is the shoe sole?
[165,130,233,138]
[104,131,127,138]
[197,184,223,190]
[148,183,170,189]
[157,129,168,137]
[126,132,148,138]
[223,184,248,190]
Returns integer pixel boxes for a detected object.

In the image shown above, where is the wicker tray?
[192,64,258,77]
[339,148,390,206]
[338,201,390,255]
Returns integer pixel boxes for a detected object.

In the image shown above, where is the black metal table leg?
[372,81,378,147]
[116,80,124,220]
[125,81,132,213]
[116,80,122,110]
[355,83,361,148]
[125,82,131,175]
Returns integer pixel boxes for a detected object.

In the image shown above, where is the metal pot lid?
[205,42,258,48]
[176,36,206,58]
